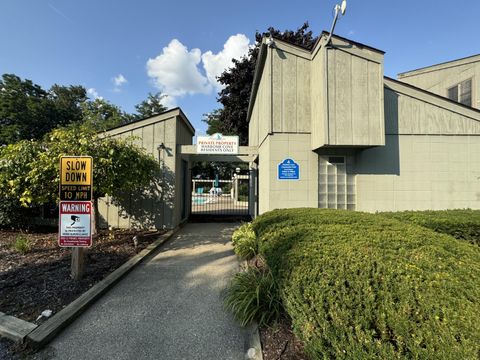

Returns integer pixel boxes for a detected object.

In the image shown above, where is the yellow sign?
[61,157,92,184]
[59,156,93,201]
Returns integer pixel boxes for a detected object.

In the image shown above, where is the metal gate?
[191,172,250,216]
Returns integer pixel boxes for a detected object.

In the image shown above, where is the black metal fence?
[191,174,250,216]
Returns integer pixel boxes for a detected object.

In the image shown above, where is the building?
[97,32,480,229]
[398,54,480,109]
[248,32,480,215]
[98,108,194,229]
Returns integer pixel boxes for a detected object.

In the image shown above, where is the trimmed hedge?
[251,209,480,359]
[381,209,480,246]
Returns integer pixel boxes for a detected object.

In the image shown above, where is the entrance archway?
[177,144,257,221]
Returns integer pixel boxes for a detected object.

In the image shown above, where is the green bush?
[13,235,32,254]
[224,267,282,327]
[381,209,480,246]
[253,208,480,359]
[231,223,257,260]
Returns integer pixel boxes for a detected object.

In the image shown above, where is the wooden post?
[71,248,85,280]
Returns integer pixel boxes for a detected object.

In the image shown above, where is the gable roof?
[247,32,385,122]
[398,54,480,79]
[384,76,480,121]
[103,107,195,136]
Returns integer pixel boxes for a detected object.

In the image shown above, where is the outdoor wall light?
[157,143,166,151]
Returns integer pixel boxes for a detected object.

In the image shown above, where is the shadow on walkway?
[38,223,246,360]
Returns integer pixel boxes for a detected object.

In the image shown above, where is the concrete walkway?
[38,223,246,360]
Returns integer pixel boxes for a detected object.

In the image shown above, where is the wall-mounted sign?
[196,133,239,154]
[278,158,300,180]
[59,201,92,247]
[59,156,93,201]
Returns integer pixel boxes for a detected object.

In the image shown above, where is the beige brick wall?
[355,135,480,211]
[258,133,318,214]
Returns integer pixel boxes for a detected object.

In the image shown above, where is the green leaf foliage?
[0,74,88,144]
[231,222,257,260]
[134,92,168,119]
[224,267,282,327]
[13,235,32,254]
[381,209,480,246]
[251,208,480,359]
[0,124,159,211]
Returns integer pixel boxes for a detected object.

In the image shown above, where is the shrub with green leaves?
[381,209,480,246]
[224,267,281,327]
[13,235,32,254]
[231,222,257,260]
[252,208,480,359]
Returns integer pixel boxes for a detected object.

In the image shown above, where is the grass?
[12,235,32,254]
[224,267,282,327]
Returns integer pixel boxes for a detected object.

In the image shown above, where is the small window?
[328,156,345,164]
[447,79,472,107]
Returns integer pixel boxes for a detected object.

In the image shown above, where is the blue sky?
[1,1,479,135]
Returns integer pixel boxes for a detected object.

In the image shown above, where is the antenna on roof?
[325,0,347,46]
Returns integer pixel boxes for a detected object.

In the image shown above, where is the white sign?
[58,201,92,247]
[196,133,239,154]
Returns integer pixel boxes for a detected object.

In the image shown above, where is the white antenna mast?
[325,0,347,46]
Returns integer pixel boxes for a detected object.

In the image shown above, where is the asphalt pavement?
[37,223,246,360]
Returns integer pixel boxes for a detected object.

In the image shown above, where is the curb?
[25,228,178,349]
[240,258,263,360]
[0,312,37,343]
[245,322,263,360]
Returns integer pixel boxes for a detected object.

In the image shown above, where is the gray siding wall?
[271,47,311,134]
[399,59,480,110]
[323,46,385,146]
[311,46,327,148]
[354,83,480,211]
[249,48,272,147]
[98,111,193,229]
[384,84,480,135]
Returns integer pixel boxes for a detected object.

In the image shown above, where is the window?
[447,79,472,107]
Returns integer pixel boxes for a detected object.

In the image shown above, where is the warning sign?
[59,156,93,201]
[59,201,92,247]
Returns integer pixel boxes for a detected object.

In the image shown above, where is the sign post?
[59,156,93,281]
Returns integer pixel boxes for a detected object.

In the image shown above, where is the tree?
[81,98,133,131]
[202,109,224,136]
[0,74,90,145]
[134,92,168,119]
[49,84,87,127]
[0,74,51,144]
[0,124,160,228]
[206,23,318,145]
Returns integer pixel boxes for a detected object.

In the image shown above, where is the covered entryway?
[178,143,258,221]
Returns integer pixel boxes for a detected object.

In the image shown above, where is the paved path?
[38,223,246,360]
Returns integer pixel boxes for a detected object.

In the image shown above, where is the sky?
[1,1,479,135]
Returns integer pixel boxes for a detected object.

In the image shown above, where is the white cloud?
[159,94,177,109]
[87,88,102,100]
[146,34,251,102]
[112,74,128,92]
[146,39,211,97]
[202,34,250,90]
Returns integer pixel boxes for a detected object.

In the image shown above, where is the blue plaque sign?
[278,158,299,180]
